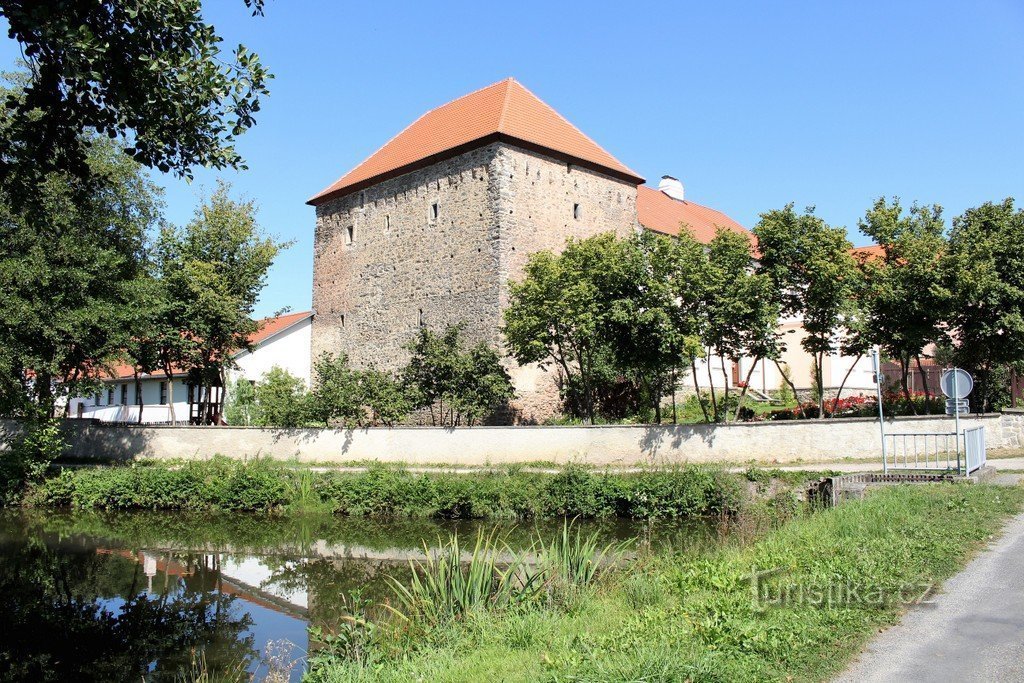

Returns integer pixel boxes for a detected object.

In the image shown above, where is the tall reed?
[388,528,541,624]
[535,518,625,587]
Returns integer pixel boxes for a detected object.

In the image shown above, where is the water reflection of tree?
[0,540,257,682]
[262,556,415,627]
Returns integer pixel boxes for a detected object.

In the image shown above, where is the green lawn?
[306,483,1024,682]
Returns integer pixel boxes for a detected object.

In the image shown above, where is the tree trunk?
[831,354,862,418]
[706,349,719,422]
[216,368,227,425]
[35,371,54,418]
[720,359,731,422]
[816,352,826,419]
[773,359,805,419]
[732,357,760,422]
[915,355,932,414]
[981,362,991,414]
[134,370,144,425]
[653,376,662,424]
[164,369,176,425]
[671,367,677,425]
[899,354,915,415]
[579,350,596,425]
[690,356,709,423]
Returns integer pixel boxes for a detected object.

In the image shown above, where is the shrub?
[253,366,308,427]
[223,376,257,426]
[403,325,515,426]
[0,419,66,504]
[25,460,748,520]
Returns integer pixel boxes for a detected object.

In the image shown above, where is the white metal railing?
[883,432,959,472]
[964,426,987,474]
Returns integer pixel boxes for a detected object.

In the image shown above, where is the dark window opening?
[340,313,346,328]
[159,382,167,405]
[573,203,581,220]
[385,215,390,231]
[107,387,115,404]
[345,226,354,245]
[135,384,142,404]
[120,384,128,405]
[431,203,439,220]
[418,309,424,328]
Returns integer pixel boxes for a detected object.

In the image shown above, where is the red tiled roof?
[249,310,313,346]
[636,185,751,244]
[851,244,886,260]
[308,78,643,205]
[101,311,313,381]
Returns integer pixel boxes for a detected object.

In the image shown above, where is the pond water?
[0,510,721,682]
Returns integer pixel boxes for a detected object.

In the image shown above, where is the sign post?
[940,368,974,474]
[872,348,887,473]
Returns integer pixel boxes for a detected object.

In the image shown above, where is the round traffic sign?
[940,368,973,399]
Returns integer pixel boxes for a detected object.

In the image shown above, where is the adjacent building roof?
[101,311,313,381]
[851,244,886,260]
[248,310,314,346]
[308,78,644,205]
[636,185,751,243]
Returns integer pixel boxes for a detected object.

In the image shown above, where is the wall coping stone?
[44,412,1003,432]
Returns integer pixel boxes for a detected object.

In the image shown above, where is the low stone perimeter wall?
[3,412,1021,466]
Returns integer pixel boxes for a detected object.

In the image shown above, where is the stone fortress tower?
[308,78,748,422]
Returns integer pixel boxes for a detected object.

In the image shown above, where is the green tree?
[154,182,285,424]
[253,367,307,428]
[404,325,514,426]
[666,229,715,422]
[359,369,415,427]
[0,134,162,417]
[942,198,1024,411]
[604,231,683,423]
[306,353,413,428]
[503,235,621,423]
[119,274,166,424]
[857,197,947,410]
[306,353,366,429]
[702,229,779,421]
[224,376,257,426]
[754,204,858,418]
[0,0,270,203]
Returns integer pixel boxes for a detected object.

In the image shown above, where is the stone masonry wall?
[311,142,639,423]
[312,145,503,371]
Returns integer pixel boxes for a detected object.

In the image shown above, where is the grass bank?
[20,458,805,519]
[306,484,1024,682]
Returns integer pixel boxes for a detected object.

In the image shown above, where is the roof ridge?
[505,80,643,180]
[308,78,644,205]
[497,77,514,131]
[308,81,511,203]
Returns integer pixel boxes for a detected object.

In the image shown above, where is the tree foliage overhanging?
[0,0,270,203]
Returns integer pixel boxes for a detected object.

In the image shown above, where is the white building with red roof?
[69,311,313,424]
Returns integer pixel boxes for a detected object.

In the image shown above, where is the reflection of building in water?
[103,548,309,620]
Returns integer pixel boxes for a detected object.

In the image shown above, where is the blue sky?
[2,1,1022,317]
